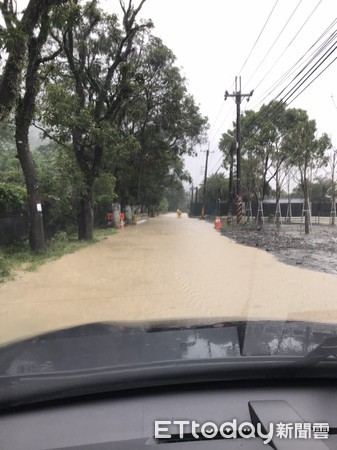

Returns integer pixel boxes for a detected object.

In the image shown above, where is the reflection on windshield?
[1,320,337,378]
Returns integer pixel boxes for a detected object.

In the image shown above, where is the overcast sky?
[102,0,337,188]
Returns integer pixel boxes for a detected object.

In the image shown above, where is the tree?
[111,36,207,210]
[0,0,65,119]
[0,0,67,251]
[165,180,188,212]
[291,177,331,203]
[219,130,235,219]
[240,101,290,205]
[40,0,152,240]
[197,173,228,202]
[284,108,330,234]
[327,147,337,225]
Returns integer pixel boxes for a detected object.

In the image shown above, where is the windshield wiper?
[293,336,337,367]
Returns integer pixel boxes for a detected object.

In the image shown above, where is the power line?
[244,0,303,89]
[207,101,225,136]
[254,17,337,107]
[237,0,279,76]
[286,52,337,106]
[245,54,337,149]
[276,31,337,103]
[252,0,323,93]
[209,155,224,175]
[244,25,337,133]
[206,7,337,181]
[207,0,280,151]
[238,32,337,153]
[208,103,235,143]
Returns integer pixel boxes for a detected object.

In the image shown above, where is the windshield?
[1,0,337,367]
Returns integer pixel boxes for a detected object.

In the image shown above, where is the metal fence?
[189,200,336,219]
[0,216,29,245]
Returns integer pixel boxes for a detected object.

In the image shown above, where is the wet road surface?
[1,213,337,343]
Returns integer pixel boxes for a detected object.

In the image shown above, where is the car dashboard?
[1,379,337,449]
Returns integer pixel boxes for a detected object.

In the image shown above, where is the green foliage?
[0,183,27,216]
[0,121,24,183]
[219,131,235,170]
[158,197,169,212]
[165,181,188,211]
[291,176,334,202]
[202,173,229,203]
[0,26,27,53]
[33,142,85,231]
[284,109,331,176]
[239,101,289,200]
[2,1,207,234]
[113,36,208,208]
[0,252,10,278]
[93,173,117,225]
[221,102,331,205]
[37,1,155,239]
[33,142,119,230]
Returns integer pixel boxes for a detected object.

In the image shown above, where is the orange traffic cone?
[214,217,221,230]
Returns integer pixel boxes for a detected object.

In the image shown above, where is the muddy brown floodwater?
[0,213,337,344]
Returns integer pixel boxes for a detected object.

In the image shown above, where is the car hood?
[1,318,337,377]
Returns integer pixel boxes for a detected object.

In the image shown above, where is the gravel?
[220,222,337,275]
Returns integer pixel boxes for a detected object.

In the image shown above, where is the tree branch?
[37,46,63,64]
[32,121,69,149]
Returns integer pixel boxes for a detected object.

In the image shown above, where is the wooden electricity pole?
[225,76,253,224]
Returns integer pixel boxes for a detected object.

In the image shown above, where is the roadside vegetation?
[196,101,335,234]
[0,1,207,258]
[0,228,116,282]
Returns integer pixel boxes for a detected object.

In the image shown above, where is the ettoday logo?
[154,420,330,444]
[155,420,274,445]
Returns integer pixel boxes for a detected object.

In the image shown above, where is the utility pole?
[331,148,337,226]
[191,181,194,203]
[225,76,253,224]
[227,140,235,224]
[201,142,213,219]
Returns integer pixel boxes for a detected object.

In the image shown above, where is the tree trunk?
[77,190,94,240]
[303,179,310,235]
[15,124,46,252]
[11,9,55,252]
[275,176,281,228]
[330,152,336,225]
[257,198,264,226]
[227,146,234,223]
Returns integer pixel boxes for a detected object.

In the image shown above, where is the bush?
[50,231,68,243]
[0,253,10,278]
[0,183,27,216]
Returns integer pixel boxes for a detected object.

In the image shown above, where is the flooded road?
[1,212,337,343]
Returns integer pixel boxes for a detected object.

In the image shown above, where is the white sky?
[102,0,337,188]
[17,0,337,188]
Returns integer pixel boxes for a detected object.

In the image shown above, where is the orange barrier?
[214,217,221,230]
[120,213,125,229]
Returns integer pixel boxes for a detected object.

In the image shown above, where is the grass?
[0,228,117,282]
